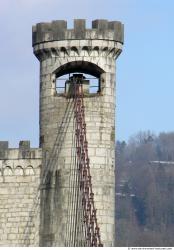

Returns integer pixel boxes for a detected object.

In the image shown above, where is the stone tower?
[32,19,124,247]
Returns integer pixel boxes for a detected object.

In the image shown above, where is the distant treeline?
[116,131,174,246]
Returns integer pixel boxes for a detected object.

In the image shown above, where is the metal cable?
[73,76,103,247]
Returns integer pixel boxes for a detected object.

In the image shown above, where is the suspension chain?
[73,77,103,247]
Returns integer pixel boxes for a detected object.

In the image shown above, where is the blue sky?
[0,0,174,147]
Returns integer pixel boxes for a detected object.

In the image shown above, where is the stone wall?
[0,18,124,247]
[33,19,124,247]
[32,19,124,46]
[0,141,42,246]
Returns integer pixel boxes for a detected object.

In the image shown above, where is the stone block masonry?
[0,141,42,246]
[33,19,124,246]
[0,18,124,247]
[32,19,124,46]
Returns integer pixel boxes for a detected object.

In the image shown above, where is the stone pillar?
[32,19,124,247]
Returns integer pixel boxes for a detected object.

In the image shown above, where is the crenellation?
[52,20,67,40]
[19,140,30,150]
[74,19,86,39]
[92,19,109,31]
[1,17,124,247]
[0,142,42,161]
[0,141,9,159]
[108,21,124,43]
[0,141,9,150]
[32,19,124,46]
[0,140,41,246]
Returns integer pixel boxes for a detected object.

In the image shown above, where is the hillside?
[116,131,174,246]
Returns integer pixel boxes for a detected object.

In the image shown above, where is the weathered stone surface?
[32,19,124,46]
[32,19,123,247]
[0,143,42,246]
[74,19,86,39]
[19,140,30,150]
[0,141,8,159]
[0,18,124,247]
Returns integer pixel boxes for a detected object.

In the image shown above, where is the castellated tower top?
[31,18,124,247]
[32,19,124,46]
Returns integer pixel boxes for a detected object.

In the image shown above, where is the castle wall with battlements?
[0,19,123,247]
[0,141,42,246]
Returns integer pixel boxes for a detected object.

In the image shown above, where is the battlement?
[0,141,42,159]
[32,19,124,46]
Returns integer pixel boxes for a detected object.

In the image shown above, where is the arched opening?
[54,61,105,96]
[3,166,13,176]
[25,166,35,175]
[14,166,24,176]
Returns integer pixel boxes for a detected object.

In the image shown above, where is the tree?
[116,131,174,246]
